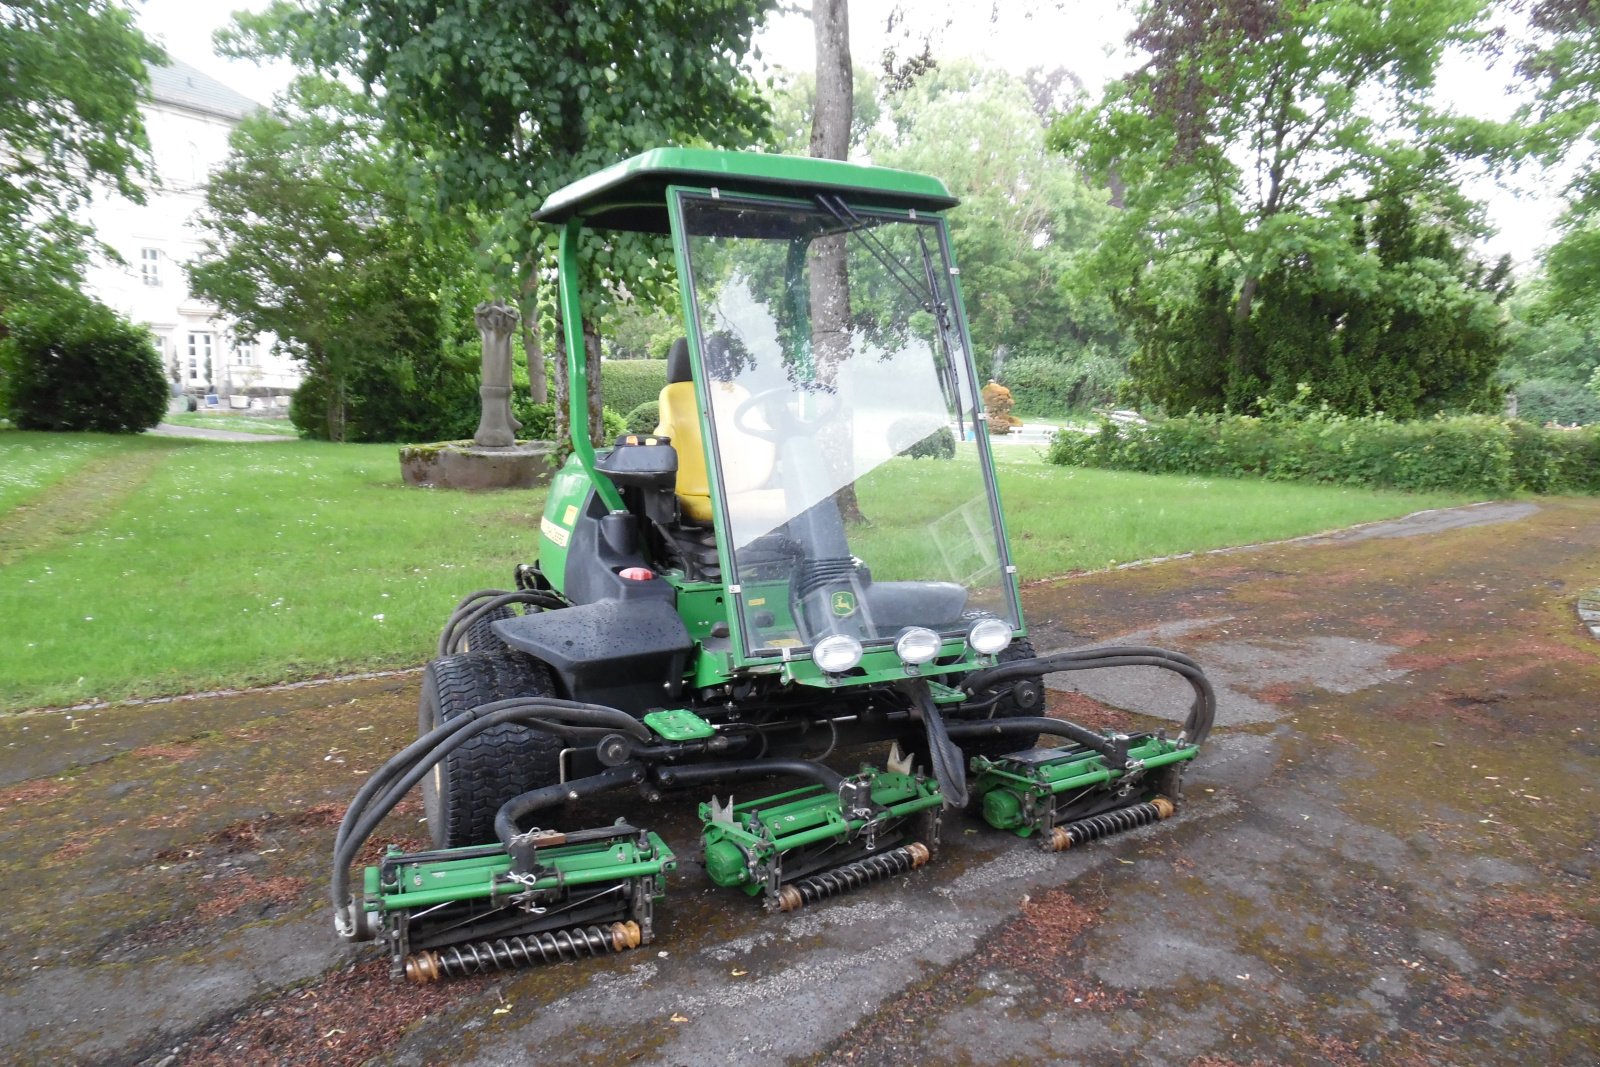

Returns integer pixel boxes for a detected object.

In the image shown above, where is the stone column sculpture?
[473,301,522,448]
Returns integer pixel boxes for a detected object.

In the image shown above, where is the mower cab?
[331,149,1217,981]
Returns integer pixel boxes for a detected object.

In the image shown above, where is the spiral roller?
[775,841,931,913]
[404,920,642,983]
[1046,796,1175,852]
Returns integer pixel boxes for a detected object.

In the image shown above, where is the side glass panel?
[677,193,1017,656]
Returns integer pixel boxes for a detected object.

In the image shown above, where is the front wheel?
[419,652,562,849]
[951,637,1044,760]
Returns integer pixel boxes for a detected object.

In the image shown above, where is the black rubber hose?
[961,647,1216,746]
[493,763,646,846]
[333,696,650,857]
[333,697,649,863]
[945,715,1123,759]
[914,690,968,809]
[438,590,564,656]
[652,758,845,793]
[330,698,653,923]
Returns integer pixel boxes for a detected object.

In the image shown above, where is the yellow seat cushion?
[655,380,776,523]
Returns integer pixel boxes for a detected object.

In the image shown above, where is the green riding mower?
[331,149,1216,982]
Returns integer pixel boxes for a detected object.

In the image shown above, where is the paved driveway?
[1,499,1595,1066]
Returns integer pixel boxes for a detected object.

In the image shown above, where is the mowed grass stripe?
[0,439,185,566]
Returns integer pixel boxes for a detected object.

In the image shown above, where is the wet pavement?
[1,498,1596,1066]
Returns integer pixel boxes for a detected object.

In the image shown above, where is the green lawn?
[163,411,298,435]
[0,431,1478,711]
[0,431,541,711]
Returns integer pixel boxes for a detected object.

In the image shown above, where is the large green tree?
[1053,0,1518,415]
[0,0,164,311]
[188,77,481,442]
[869,62,1124,389]
[1516,2,1600,316]
[223,0,772,444]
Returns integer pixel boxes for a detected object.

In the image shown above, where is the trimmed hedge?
[1,299,168,433]
[1047,412,1600,495]
[600,359,667,416]
[625,401,660,434]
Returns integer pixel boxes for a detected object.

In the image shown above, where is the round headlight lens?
[894,626,942,666]
[968,617,1013,656]
[813,633,864,674]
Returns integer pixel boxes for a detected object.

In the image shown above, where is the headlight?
[894,626,941,666]
[967,617,1013,655]
[813,634,864,673]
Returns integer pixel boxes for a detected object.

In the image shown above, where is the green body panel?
[779,645,991,690]
[533,147,959,231]
[699,769,942,894]
[536,456,596,596]
[644,708,716,741]
[363,833,675,916]
[971,739,1199,837]
[558,219,625,514]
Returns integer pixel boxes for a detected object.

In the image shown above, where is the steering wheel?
[732,387,840,441]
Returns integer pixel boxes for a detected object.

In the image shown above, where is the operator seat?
[655,338,778,525]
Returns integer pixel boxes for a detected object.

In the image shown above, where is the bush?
[601,359,667,415]
[1048,411,1600,495]
[0,299,168,433]
[1511,378,1600,427]
[1001,351,1122,417]
[508,397,628,443]
[625,401,661,434]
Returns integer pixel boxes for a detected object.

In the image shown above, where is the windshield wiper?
[814,194,967,440]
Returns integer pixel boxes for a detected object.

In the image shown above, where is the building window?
[234,341,253,366]
[140,247,160,287]
[188,357,198,381]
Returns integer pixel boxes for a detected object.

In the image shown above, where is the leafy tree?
[1515,2,1600,316]
[868,62,1125,397]
[223,0,773,445]
[188,77,481,442]
[1052,0,1518,414]
[0,0,165,311]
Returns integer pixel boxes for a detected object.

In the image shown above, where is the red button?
[619,567,655,581]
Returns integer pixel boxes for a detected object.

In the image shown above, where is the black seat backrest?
[666,337,691,384]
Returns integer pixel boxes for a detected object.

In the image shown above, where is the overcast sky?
[137,0,1564,267]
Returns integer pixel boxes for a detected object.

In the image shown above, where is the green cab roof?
[531,147,959,233]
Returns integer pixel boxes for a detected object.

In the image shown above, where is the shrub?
[1048,412,1598,495]
[625,401,661,434]
[508,397,627,442]
[0,299,168,433]
[601,359,667,415]
[1511,377,1600,427]
[886,415,956,459]
[981,380,1021,435]
[1001,351,1122,417]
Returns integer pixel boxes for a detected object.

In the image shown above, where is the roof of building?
[148,58,262,121]
[531,147,959,232]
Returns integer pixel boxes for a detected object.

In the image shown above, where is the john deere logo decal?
[830,590,857,617]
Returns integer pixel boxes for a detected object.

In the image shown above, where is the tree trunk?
[809,0,866,524]
[552,309,571,449]
[519,267,547,405]
[585,326,605,446]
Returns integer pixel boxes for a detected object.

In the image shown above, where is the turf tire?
[952,637,1043,761]
[419,651,562,849]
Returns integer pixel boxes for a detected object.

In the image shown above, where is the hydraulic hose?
[494,763,647,847]
[438,590,565,657]
[909,682,967,809]
[652,758,845,793]
[944,715,1124,760]
[330,696,652,932]
[961,645,1217,746]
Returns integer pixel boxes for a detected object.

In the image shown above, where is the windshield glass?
[677,192,1017,656]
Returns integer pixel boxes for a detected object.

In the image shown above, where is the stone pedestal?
[399,440,554,490]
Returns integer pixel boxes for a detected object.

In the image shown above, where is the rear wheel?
[419,652,562,849]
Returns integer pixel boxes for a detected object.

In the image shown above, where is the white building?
[83,58,301,398]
